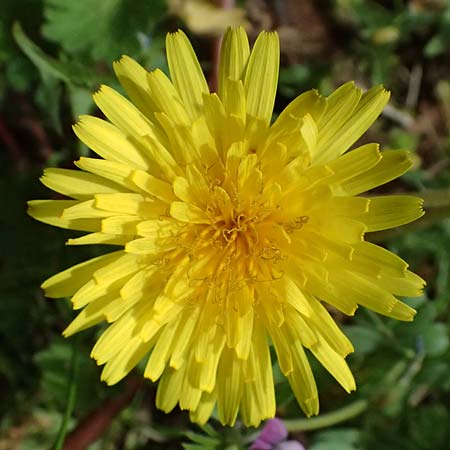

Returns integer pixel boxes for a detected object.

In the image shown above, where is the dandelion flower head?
[28,27,425,426]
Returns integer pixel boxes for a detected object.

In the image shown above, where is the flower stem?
[53,337,79,450]
[283,399,368,432]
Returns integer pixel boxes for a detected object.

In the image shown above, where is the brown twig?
[21,117,54,161]
[62,376,142,450]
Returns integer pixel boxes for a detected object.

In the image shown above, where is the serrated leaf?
[42,0,168,61]
[12,22,89,86]
[42,0,121,59]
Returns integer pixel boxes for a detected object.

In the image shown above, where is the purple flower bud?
[249,418,289,450]
[275,441,306,450]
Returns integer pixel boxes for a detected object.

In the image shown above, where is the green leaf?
[42,0,168,61]
[421,323,449,357]
[42,0,121,59]
[12,22,89,86]
[342,325,382,355]
[310,428,361,450]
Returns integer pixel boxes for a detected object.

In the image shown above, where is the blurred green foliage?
[2,1,450,449]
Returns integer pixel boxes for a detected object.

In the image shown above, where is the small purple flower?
[275,441,306,450]
[249,418,305,450]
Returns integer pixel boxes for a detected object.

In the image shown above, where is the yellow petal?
[386,300,417,321]
[93,252,142,285]
[94,193,144,215]
[93,85,159,138]
[363,195,424,231]
[189,389,216,425]
[352,241,408,277]
[101,335,152,385]
[166,30,209,119]
[308,298,354,356]
[61,199,115,220]
[41,251,122,298]
[156,366,185,412]
[91,305,145,364]
[75,157,137,191]
[63,295,112,337]
[240,322,275,426]
[315,85,389,163]
[125,237,176,255]
[27,199,100,232]
[41,168,122,200]
[216,348,243,426]
[128,169,175,203]
[113,55,157,119]
[145,315,184,381]
[218,26,250,98]
[147,69,190,125]
[310,335,356,393]
[73,116,149,170]
[223,79,246,124]
[339,149,413,195]
[286,340,319,416]
[66,232,131,246]
[313,82,362,164]
[244,31,279,124]
[170,201,210,224]
[273,89,327,130]
[101,216,141,235]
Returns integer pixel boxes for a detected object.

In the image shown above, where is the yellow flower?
[28,28,425,427]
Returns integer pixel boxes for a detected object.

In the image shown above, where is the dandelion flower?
[28,27,425,427]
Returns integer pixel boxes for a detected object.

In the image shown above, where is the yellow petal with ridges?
[66,232,131,246]
[74,158,137,191]
[94,193,144,215]
[129,169,175,203]
[274,89,327,128]
[244,31,279,124]
[386,300,417,321]
[310,335,356,393]
[27,199,101,232]
[156,366,186,412]
[145,317,182,381]
[73,116,149,170]
[217,348,243,426]
[170,201,210,223]
[315,85,389,162]
[363,195,424,231]
[41,168,122,200]
[189,390,217,425]
[101,335,152,385]
[313,82,362,165]
[166,30,209,119]
[340,149,413,195]
[147,69,190,125]
[41,251,122,298]
[91,305,143,364]
[63,295,112,337]
[218,26,250,99]
[101,216,141,235]
[287,340,319,416]
[113,55,157,120]
[308,298,354,356]
[93,85,159,138]
[61,199,115,220]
